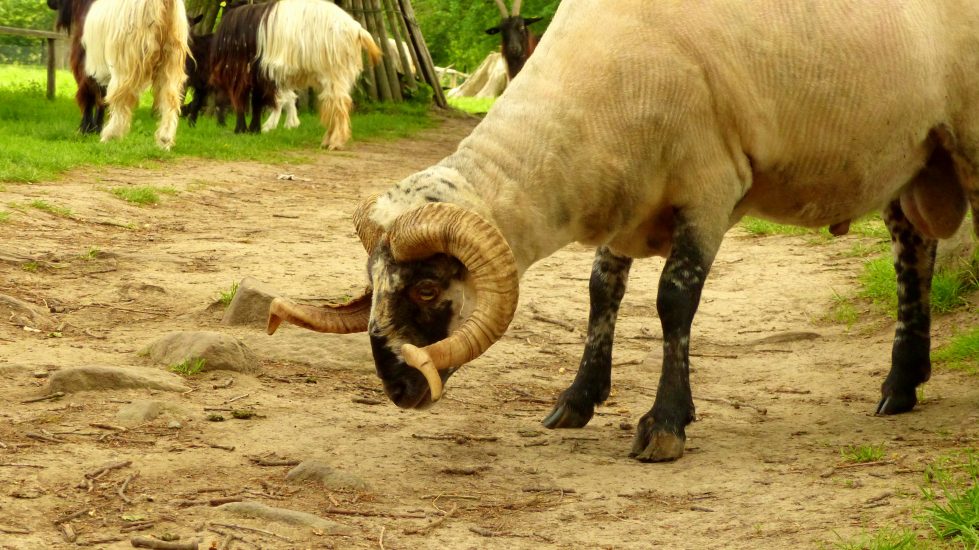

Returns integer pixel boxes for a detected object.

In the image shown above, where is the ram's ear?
[485,26,502,35]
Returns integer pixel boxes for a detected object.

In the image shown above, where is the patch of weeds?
[858,257,897,314]
[219,281,239,307]
[740,217,810,237]
[0,211,10,223]
[832,527,919,550]
[82,247,100,260]
[847,214,890,240]
[109,185,177,205]
[448,96,496,114]
[21,261,39,273]
[842,242,890,258]
[206,413,225,422]
[830,290,859,327]
[933,328,979,375]
[169,357,206,376]
[29,199,73,218]
[231,409,257,420]
[920,450,979,548]
[841,443,886,464]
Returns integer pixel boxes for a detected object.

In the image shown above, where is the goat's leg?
[152,70,185,151]
[100,78,139,143]
[261,92,284,133]
[631,212,722,462]
[94,84,106,133]
[543,246,632,429]
[317,80,353,150]
[876,199,937,414]
[248,86,264,134]
[283,89,300,129]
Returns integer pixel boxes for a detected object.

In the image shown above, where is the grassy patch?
[109,185,177,205]
[921,450,979,547]
[829,290,859,328]
[0,211,9,223]
[857,255,978,316]
[21,261,39,273]
[0,65,435,183]
[448,96,496,114]
[82,247,100,260]
[933,328,979,374]
[169,358,206,376]
[841,443,886,464]
[219,281,239,307]
[29,199,73,218]
[739,217,811,237]
[832,528,919,550]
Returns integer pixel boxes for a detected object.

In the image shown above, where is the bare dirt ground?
[1,115,977,550]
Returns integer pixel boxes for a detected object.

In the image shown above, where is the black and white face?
[366,244,475,409]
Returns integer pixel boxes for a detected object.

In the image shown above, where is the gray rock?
[218,501,352,535]
[0,293,56,331]
[46,366,188,393]
[141,331,259,374]
[167,420,182,429]
[221,277,280,327]
[285,460,369,491]
[115,400,166,426]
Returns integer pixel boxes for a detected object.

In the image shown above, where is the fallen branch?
[224,393,250,404]
[531,313,576,332]
[90,423,127,432]
[0,462,45,468]
[209,496,243,506]
[835,460,895,470]
[470,526,507,537]
[130,535,200,549]
[117,473,135,503]
[352,397,384,405]
[439,466,488,476]
[379,526,386,550]
[699,396,767,415]
[120,521,154,533]
[206,442,235,452]
[217,534,241,550]
[59,522,77,542]
[248,456,299,467]
[411,433,498,443]
[25,431,62,443]
[54,508,93,524]
[0,524,30,534]
[208,522,293,543]
[21,392,66,404]
[86,460,132,479]
[403,504,458,536]
[213,378,235,389]
[322,507,426,519]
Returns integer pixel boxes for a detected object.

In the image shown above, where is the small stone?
[46,366,188,394]
[141,331,259,374]
[218,501,352,535]
[116,400,167,425]
[32,370,49,378]
[285,460,369,491]
[167,420,182,429]
[221,277,281,327]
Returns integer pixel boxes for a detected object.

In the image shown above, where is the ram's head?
[267,196,519,409]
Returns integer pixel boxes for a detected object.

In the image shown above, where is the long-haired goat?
[81,0,190,149]
[485,0,541,79]
[257,0,381,149]
[46,0,105,134]
[209,1,279,134]
[268,0,979,463]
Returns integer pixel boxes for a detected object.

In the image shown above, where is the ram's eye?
[410,282,440,303]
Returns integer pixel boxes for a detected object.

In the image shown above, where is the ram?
[81,0,190,149]
[269,0,979,462]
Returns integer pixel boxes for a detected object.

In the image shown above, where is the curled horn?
[386,203,519,401]
[267,194,383,336]
[493,0,509,17]
[511,0,522,15]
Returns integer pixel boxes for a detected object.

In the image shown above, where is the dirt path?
[1,116,977,550]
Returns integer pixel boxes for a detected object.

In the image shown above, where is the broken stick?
[130,535,200,549]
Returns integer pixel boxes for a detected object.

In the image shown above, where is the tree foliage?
[0,0,57,64]
[413,0,560,72]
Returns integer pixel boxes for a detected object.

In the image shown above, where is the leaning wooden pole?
[369,0,402,102]
[349,0,379,101]
[398,0,447,108]
[359,0,393,101]
[381,0,415,91]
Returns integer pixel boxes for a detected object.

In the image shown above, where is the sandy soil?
[1,115,977,550]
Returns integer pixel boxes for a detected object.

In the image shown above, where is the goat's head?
[268,196,519,409]
[486,0,542,78]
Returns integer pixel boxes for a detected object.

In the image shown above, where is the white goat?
[261,89,301,133]
[82,0,190,150]
[257,0,381,149]
[269,0,979,462]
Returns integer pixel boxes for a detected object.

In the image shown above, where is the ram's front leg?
[876,199,937,414]
[543,246,633,429]
[631,213,719,462]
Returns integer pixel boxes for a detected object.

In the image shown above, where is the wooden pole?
[381,0,415,91]
[46,38,56,100]
[397,0,447,108]
[370,0,402,102]
[363,0,393,102]
[349,0,379,101]
[384,0,425,90]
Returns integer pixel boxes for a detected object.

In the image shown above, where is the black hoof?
[629,414,686,462]
[876,388,917,415]
[542,401,592,429]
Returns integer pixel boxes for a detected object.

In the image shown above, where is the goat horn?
[492,0,509,17]
[511,0,522,15]
[353,194,384,254]
[267,291,372,335]
[387,203,519,397]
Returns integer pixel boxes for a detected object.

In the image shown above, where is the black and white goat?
[268,0,979,462]
[486,0,541,79]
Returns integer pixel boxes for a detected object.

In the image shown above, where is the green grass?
[29,199,73,218]
[109,185,177,205]
[832,528,919,550]
[0,211,9,223]
[921,450,979,548]
[448,96,496,114]
[219,281,239,307]
[740,214,891,242]
[858,256,978,316]
[841,443,886,464]
[82,247,100,260]
[934,328,979,374]
[739,217,812,237]
[830,290,859,327]
[169,357,206,376]
[0,65,436,183]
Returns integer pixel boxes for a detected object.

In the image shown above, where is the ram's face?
[366,245,475,409]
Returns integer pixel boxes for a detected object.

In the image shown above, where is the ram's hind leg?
[876,199,937,415]
[543,246,633,429]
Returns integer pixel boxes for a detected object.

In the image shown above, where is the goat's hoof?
[876,388,917,415]
[629,417,685,462]
[542,401,592,429]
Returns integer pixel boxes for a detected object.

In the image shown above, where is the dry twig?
[118,473,135,503]
[21,392,66,404]
[54,508,92,524]
[208,522,293,543]
[130,535,200,549]
[403,504,458,536]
